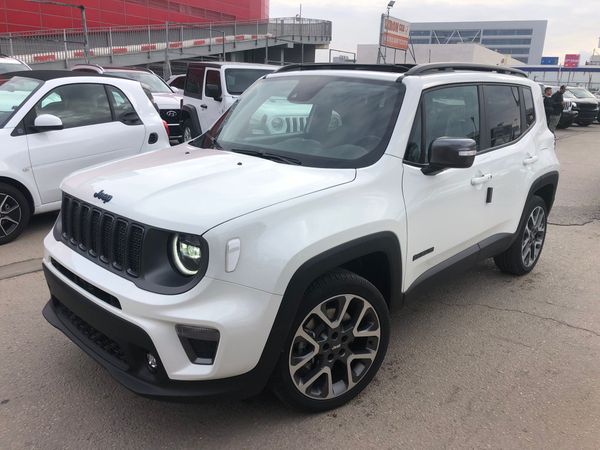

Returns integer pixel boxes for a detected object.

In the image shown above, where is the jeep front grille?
[61,195,145,277]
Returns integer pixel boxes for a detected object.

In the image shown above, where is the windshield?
[191,75,404,168]
[568,88,595,99]
[108,71,172,93]
[0,62,30,74]
[0,76,42,127]
[563,91,576,99]
[224,69,274,95]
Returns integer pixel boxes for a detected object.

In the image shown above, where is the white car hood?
[61,144,356,234]
[152,92,182,109]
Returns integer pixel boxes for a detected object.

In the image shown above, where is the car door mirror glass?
[423,137,476,175]
[33,114,63,131]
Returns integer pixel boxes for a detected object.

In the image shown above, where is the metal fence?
[0,18,332,67]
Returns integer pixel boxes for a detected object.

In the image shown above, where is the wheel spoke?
[3,204,19,214]
[0,221,7,237]
[0,194,7,211]
[2,217,18,226]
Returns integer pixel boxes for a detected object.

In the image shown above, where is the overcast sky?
[270,0,598,64]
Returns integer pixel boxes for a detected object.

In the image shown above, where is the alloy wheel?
[289,294,381,400]
[183,127,192,141]
[521,205,546,268]
[0,193,22,238]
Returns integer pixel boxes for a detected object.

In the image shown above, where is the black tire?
[182,119,200,142]
[272,269,390,412]
[0,183,31,245]
[494,195,547,276]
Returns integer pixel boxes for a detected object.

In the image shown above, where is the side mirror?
[33,114,63,131]
[422,137,477,175]
[205,83,222,101]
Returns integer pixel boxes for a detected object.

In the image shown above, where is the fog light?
[146,353,158,372]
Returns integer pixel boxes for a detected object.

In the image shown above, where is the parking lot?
[0,126,598,449]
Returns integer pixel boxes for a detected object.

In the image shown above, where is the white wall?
[356,43,523,66]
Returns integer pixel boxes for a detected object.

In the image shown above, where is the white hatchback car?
[0,70,169,244]
[42,63,559,411]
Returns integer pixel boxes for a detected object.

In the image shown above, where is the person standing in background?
[547,86,566,133]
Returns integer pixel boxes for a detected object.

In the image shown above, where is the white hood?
[152,92,182,110]
[61,144,356,234]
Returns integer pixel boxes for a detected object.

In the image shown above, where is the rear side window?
[185,66,205,99]
[171,76,186,89]
[205,69,222,97]
[523,87,535,128]
[106,85,137,121]
[31,83,112,129]
[483,85,521,148]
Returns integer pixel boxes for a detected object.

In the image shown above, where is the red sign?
[380,15,410,51]
[564,54,580,68]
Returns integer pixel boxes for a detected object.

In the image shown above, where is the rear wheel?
[272,270,390,412]
[494,195,547,275]
[0,183,31,245]
[182,119,199,142]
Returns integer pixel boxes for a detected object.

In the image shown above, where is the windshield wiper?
[229,149,302,165]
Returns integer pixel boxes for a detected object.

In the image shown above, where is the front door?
[26,83,145,204]
[402,84,493,288]
[199,68,225,131]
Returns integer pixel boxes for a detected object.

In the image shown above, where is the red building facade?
[0,0,269,33]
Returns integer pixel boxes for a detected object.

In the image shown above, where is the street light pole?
[27,0,90,63]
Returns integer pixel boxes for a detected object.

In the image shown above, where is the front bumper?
[42,234,284,399]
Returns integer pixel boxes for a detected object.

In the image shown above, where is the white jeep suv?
[0,70,169,244]
[42,63,559,411]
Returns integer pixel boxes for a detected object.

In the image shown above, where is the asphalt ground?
[0,127,599,449]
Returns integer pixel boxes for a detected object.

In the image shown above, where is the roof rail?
[404,63,528,78]
[275,63,416,74]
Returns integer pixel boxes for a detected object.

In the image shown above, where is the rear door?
[183,65,205,131]
[26,83,145,204]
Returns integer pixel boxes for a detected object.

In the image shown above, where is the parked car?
[566,86,599,126]
[72,64,183,141]
[544,85,578,128]
[167,74,186,90]
[181,62,278,140]
[0,70,169,244]
[0,55,31,74]
[41,63,559,411]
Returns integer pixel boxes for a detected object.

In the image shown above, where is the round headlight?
[271,117,284,131]
[171,233,203,276]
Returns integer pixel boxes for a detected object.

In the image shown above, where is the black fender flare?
[243,232,403,394]
[181,104,201,136]
[527,170,559,212]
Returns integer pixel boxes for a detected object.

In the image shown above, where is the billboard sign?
[540,56,559,65]
[563,54,580,68]
[380,15,410,51]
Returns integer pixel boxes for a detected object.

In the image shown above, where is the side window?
[405,105,423,163]
[33,83,112,129]
[204,69,222,98]
[106,86,135,116]
[423,85,480,154]
[185,67,205,99]
[483,85,522,148]
[523,87,535,128]
[171,76,186,90]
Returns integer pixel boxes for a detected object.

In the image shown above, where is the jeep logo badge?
[93,190,113,204]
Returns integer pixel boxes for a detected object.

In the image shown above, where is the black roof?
[0,70,94,81]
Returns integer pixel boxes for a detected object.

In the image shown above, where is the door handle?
[200,104,208,110]
[471,173,492,186]
[523,155,538,165]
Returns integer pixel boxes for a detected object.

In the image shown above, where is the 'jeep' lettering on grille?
[93,190,113,204]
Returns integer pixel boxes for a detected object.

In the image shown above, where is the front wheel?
[494,195,547,275]
[272,270,390,412]
[0,183,31,245]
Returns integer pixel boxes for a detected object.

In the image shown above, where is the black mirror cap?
[422,137,477,175]
[205,83,222,101]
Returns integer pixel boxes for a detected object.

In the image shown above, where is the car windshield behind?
[224,69,274,95]
[191,75,404,168]
[568,88,595,99]
[108,71,172,93]
[0,76,42,127]
[0,62,30,74]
